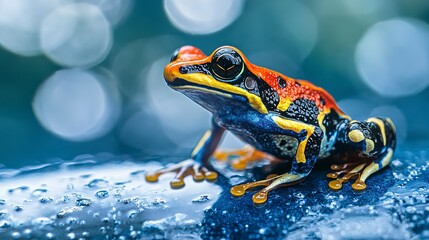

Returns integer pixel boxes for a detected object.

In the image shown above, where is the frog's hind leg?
[328,148,394,190]
[231,125,323,204]
[213,145,280,170]
[328,117,396,190]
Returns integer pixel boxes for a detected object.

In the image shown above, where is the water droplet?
[0,220,12,228]
[406,206,416,214]
[128,210,137,219]
[0,210,7,217]
[95,190,109,199]
[259,228,269,235]
[8,186,29,193]
[66,217,78,225]
[57,195,72,204]
[46,232,54,239]
[39,196,53,204]
[11,232,21,239]
[31,217,52,226]
[31,188,47,197]
[76,198,92,207]
[293,192,305,199]
[66,183,74,191]
[0,199,5,205]
[86,178,109,188]
[100,226,107,234]
[67,232,76,239]
[14,206,23,212]
[57,206,84,218]
[192,195,210,203]
[22,229,32,236]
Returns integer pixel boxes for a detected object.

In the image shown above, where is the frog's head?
[164,46,278,115]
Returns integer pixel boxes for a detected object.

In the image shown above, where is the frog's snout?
[169,46,206,63]
[164,46,207,83]
[169,48,180,63]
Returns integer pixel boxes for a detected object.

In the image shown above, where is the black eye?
[170,48,180,62]
[211,48,244,81]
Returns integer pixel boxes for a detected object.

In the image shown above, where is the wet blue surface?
[202,164,395,239]
[0,143,428,239]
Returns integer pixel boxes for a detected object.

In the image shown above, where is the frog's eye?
[211,48,244,81]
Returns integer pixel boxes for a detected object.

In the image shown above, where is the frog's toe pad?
[327,163,368,191]
[144,160,218,188]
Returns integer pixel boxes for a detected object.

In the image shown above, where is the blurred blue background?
[1,0,428,168]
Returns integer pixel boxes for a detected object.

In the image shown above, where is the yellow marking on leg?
[252,173,303,204]
[230,175,281,197]
[348,129,364,142]
[272,116,315,163]
[352,148,393,191]
[191,130,212,157]
[230,171,306,204]
[367,117,386,146]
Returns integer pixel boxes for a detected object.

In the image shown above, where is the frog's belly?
[231,131,299,160]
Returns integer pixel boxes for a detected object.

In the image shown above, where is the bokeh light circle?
[146,57,211,148]
[0,0,70,56]
[76,0,133,26]
[355,18,429,97]
[40,3,112,67]
[33,69,120,141]
[164,0,244,34]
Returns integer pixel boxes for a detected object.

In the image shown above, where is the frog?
[145,45,396,204]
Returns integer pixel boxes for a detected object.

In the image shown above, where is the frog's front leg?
[145,119,225,188]
[230,116,323,204]
[213,145,280,170]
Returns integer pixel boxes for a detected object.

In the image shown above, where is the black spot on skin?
[295,81,301,86]
[279,140,286,146]
[319,97,326,106]
[278,76,287,88]
[282,98,319,124]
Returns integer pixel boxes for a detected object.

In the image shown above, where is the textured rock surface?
[0,145,428,239]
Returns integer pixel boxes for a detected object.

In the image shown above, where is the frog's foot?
[145,159,218,188]
[327,148,393,191]
[213,145,280,170]
[230,173,305,204]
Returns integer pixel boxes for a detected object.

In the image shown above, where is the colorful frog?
[145,46,396,204]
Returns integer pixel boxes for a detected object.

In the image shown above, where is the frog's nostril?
[170,48,180,63]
